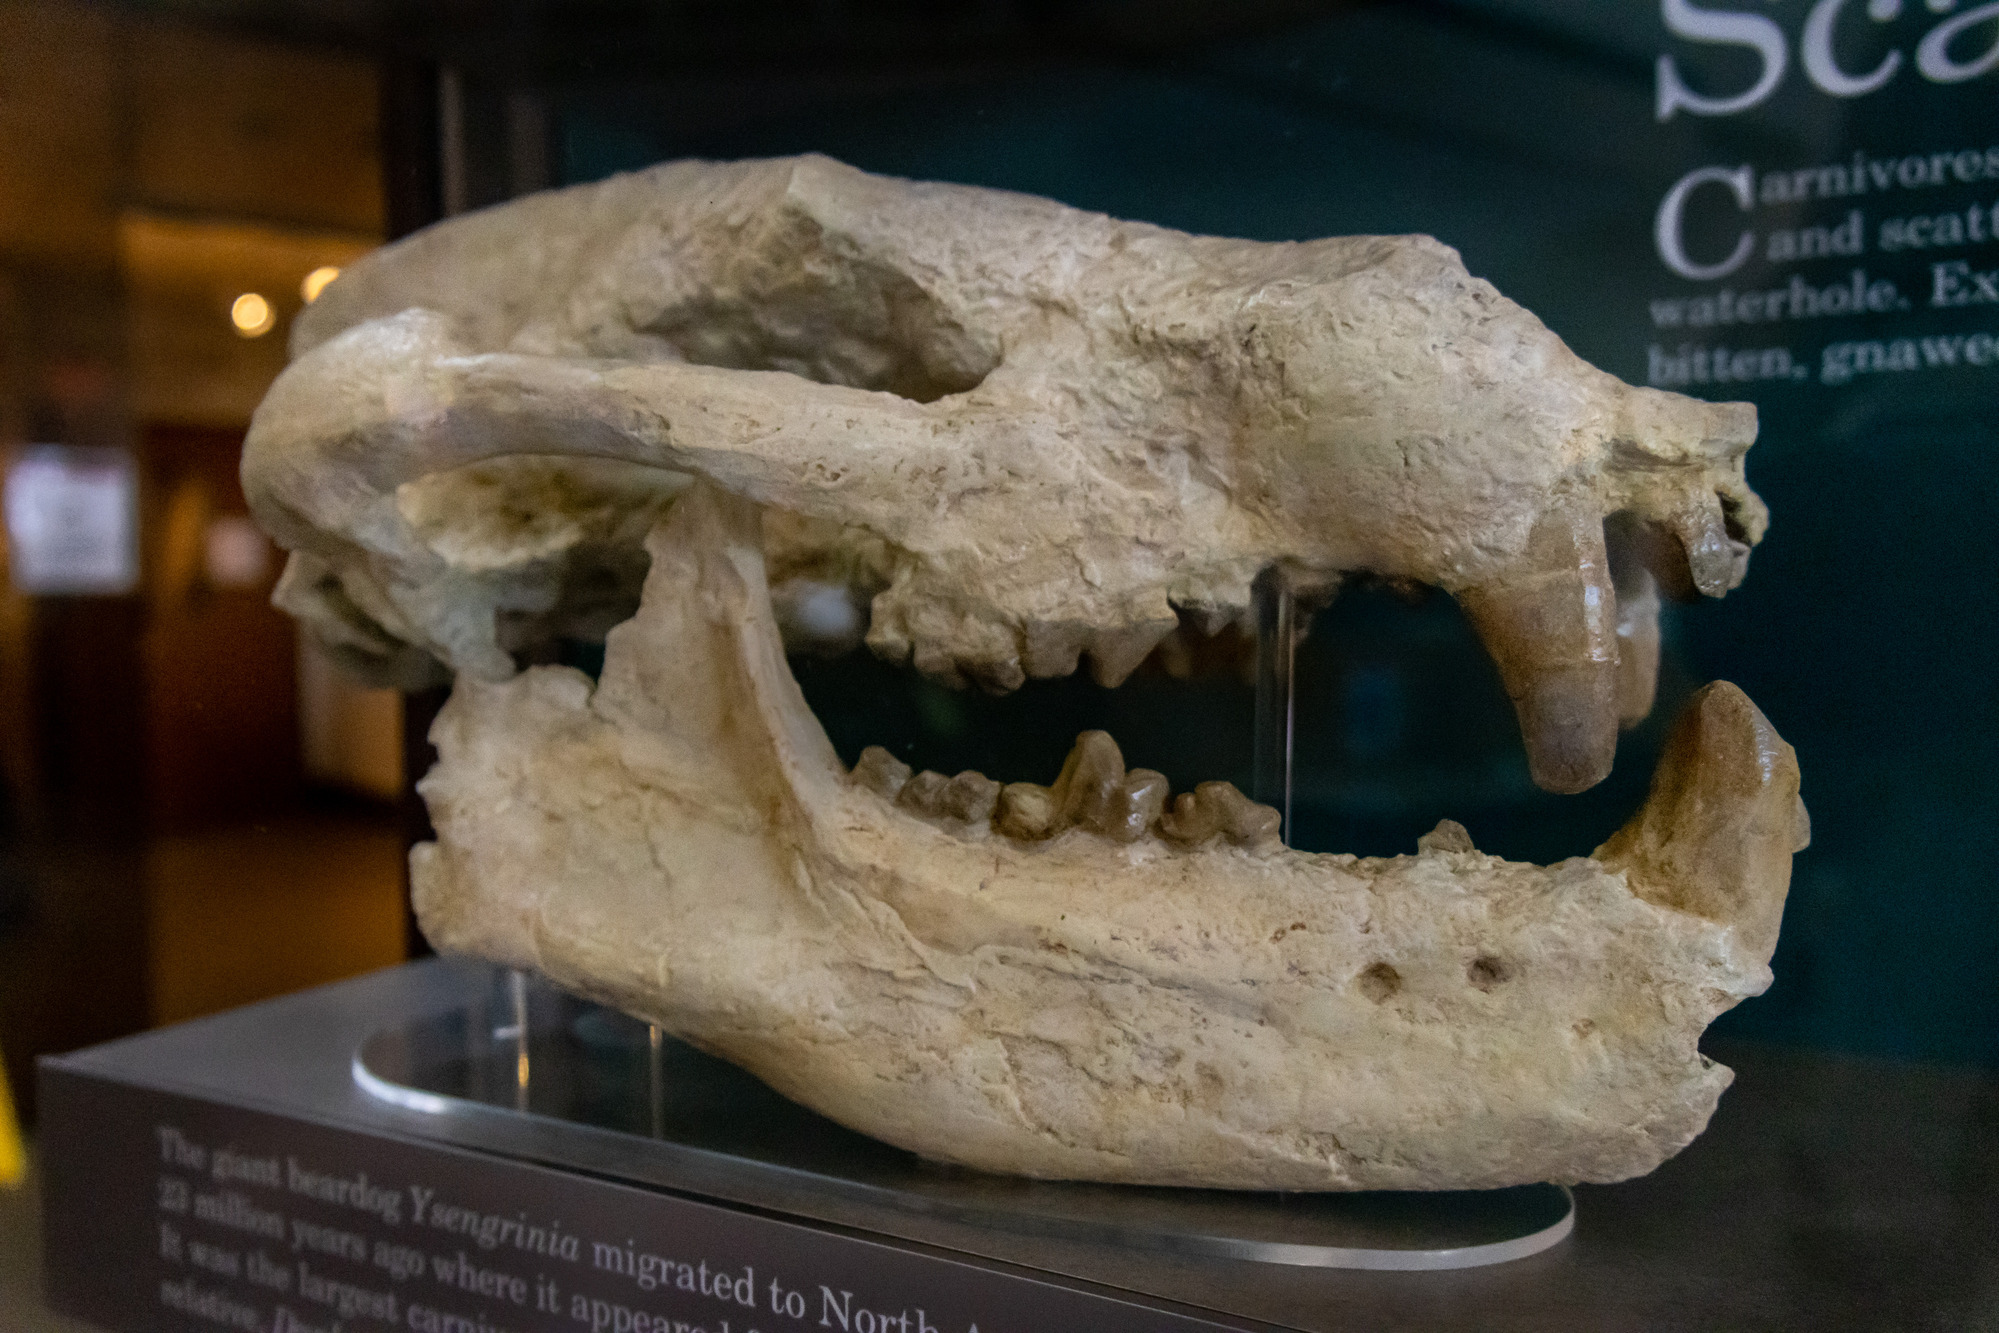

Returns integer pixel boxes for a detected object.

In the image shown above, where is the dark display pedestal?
[41,958,1999,1331]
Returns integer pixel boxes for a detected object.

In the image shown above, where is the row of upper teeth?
[849,730,1282,852]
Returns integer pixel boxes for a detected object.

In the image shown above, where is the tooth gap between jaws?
[850,737,1281,853]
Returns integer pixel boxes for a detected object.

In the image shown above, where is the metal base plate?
[357,968,1573,1271]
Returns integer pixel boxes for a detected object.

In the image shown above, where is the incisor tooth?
[1459,503,1620,795]
[1670,500,1750,598]
[852,745,911,799]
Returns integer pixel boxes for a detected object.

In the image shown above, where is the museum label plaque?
[42,1068,1263,1333]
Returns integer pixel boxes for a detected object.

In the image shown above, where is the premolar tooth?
[1417,819,1475,854]
[1021,621,1088,679]
[1159,781,1280,851]
[852,746,912,799]
[997,782,1055,839]
[1051,730,1127,832]
[1459,503,1620,795]
[1085,618,1176,688]
[1108,769,1170,844]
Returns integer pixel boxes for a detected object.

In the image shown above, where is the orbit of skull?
[245,156,1806,1191]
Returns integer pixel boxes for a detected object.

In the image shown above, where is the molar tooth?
[1159,781,1280,851]
[895,769,952,815]
[893,768,1002,829]
[852,746,912,799]
[1459,503,1620,795]
[1204,781,1282,849]
[1050,730,1126,833]
[997,782,1055,839]
[939,770,1001,824]
[1159,791,1220,846]
[1085,618,1176,688]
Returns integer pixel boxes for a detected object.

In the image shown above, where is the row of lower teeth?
[849,730,1281,851]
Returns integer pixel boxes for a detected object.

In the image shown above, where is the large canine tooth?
[1459,503,1620,795]
[1085,618,1176,688]
[852,745,911,799]
[1595,681,1808,959]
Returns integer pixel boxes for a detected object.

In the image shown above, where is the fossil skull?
[244,156,1805,1189]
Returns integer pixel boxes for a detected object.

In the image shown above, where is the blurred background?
[1,0,1994,1239]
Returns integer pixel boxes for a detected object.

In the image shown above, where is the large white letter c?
[1655,165,1756,281]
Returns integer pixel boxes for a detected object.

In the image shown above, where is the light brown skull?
[244,155,1805,1190]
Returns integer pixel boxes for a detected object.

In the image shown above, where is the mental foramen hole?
[1356,962,1402,1003]
[1468,956,1511,992]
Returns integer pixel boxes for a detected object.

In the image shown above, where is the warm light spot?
[301,266,341,303]
[230,292,274,337]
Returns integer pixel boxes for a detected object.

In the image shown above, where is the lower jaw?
[412,484,1800,1190]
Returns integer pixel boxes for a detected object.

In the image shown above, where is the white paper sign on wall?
[3,445,140,595]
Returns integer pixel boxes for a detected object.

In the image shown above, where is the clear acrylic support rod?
[1252,566,1296,845]
[507,968,530,1111]
[647,1025,665,1138]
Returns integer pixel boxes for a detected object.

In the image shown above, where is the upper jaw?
[413,481,1806,1191]
[248,294,1760,795]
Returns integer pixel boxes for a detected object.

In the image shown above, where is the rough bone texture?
[248,154,1763,794]
[412,486,1806,1189]
[242,156,1808,1189]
